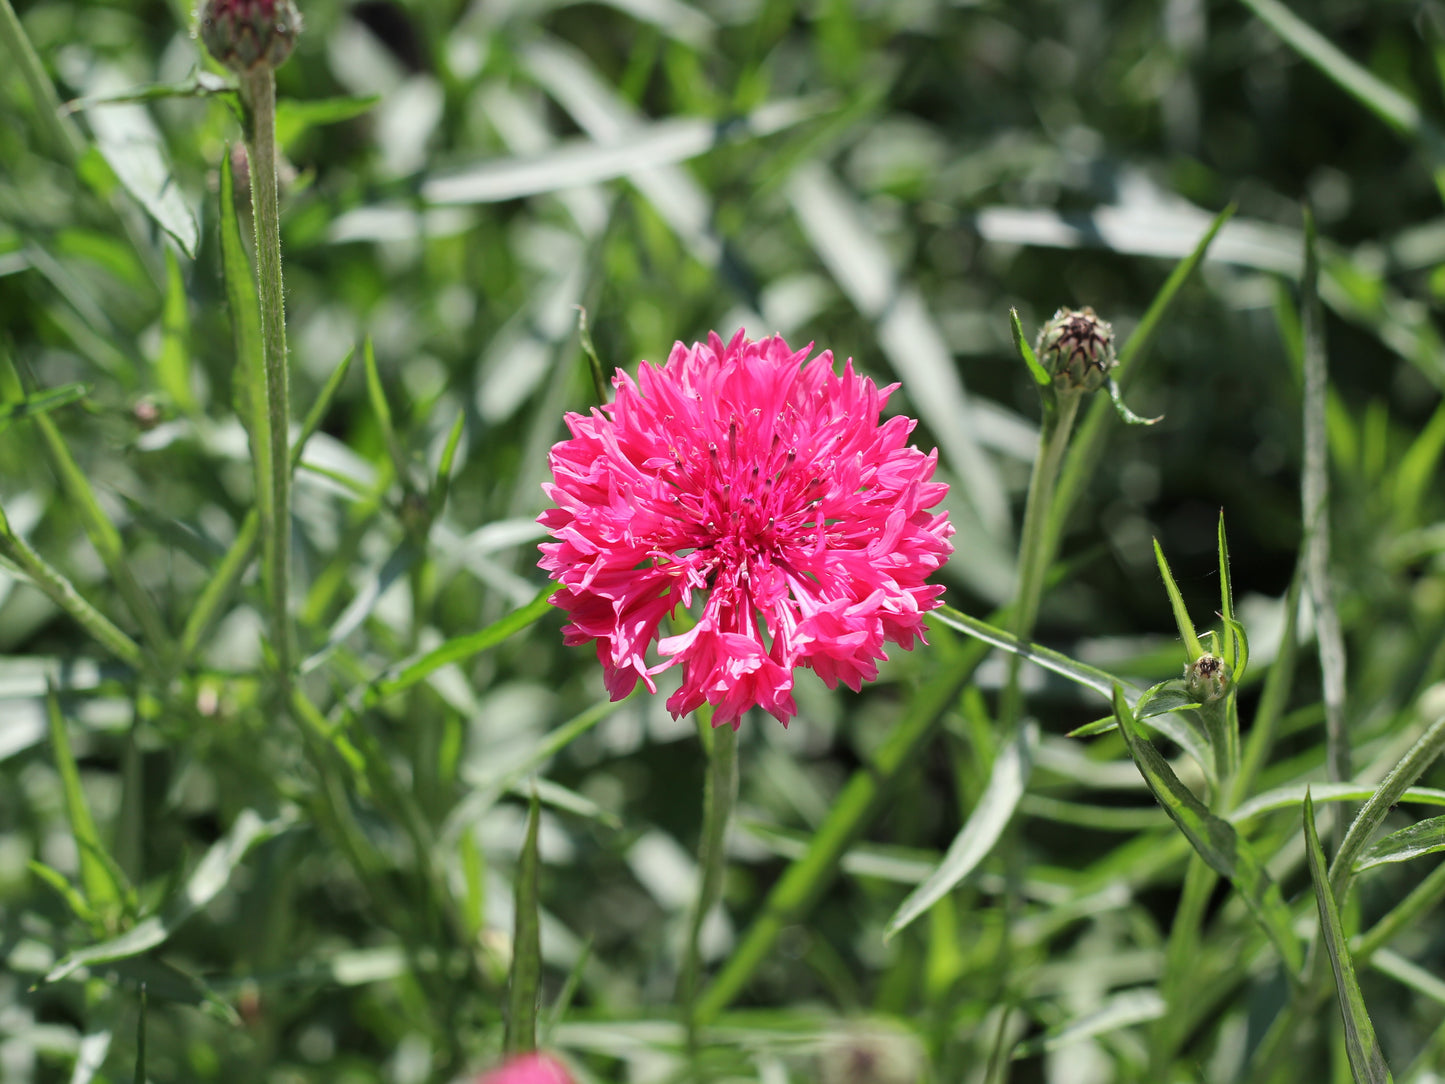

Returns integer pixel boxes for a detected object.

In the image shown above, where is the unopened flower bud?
[1036,306,1116,393]
[198,0,302,72]
[1185,653,1230,703]
[818,1022,924,1084]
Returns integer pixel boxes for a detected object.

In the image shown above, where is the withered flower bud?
[1036,306,1116,393]
[198,0,302,73]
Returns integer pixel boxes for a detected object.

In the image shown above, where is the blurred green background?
[3,0,1445,1081]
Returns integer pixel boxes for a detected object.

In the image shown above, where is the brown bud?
[198,0,302,73]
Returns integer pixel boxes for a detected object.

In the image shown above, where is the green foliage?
[3,0,1445,1081]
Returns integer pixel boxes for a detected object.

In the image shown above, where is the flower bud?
[1185,652,1230,703]
[198,0,302,73]
[1036,306,1116,393]
[818,1022,924,1084]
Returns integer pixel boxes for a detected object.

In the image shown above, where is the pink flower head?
[475,1053,574,1084]
[538,330,954,729]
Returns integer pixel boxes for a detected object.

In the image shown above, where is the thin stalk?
[0,509,143,671]
[241,67,293,681]
[1001,391,1081,728]
[0,0,83,160]
[681,720,738,1053]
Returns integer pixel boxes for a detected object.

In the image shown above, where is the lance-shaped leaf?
[1010,307,1049,387]
[0,382,88,432]
[504,792,543,1054]
[1355,816,1445,872]
[1112,686,1303,974]
[47,688,129,922]
[45,808,296,983]
[1303,790,1393,1084]
[1153,539,1204,661]
[883,723,1037,939]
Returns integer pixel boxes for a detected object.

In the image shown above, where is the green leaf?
[47,689,126,920]
[1105,377,1163,426]
[363,337,410,489]
[133,982,147,1084]
[1010,307,1049,386]
[1112,686,1303,974]
[1228,782,1445,826]
[883,722,1036,939]
[1153,538,1205,661]
[431,410,466,517]
[504,791,543,1054]
[1303,790,1394,1084]
[0,382,88,432]
[87,88,198,257]
[1217,512,1236,668]
[45,808,296,983]
[363,586,557,707]
[296,347,356,462]
[1354,817,1445,872]
[1013,987,1165,1057]
[1332,712,1445,893]
[275,94,381,148]
[156,247,194,413]
[28,858,98,927]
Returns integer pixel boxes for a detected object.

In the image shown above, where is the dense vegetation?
[3,0,1445,1081]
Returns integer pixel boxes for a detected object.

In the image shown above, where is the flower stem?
[1000,391,1082,728]
[681,718,738,1053]
[242,67,293,680]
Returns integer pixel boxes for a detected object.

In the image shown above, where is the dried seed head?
[1185,652,1230,703]
[1037,305,1116,393]
[198,0,302,72]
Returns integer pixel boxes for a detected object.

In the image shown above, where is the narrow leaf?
[1355,817,1445,872]
[29,859,98,927]
[1218,512,1236,668]
[884,722,1037,939]
[504,791,543,1054]
[45,809,296,983]
[275,94,380,148]
[431,411,466,516]
[88,91,198,256]
[364,586,556,706]
[1113,686,1303,974]
[1230,782,1445,825]
[1153,538,1204,661]
[1010,307,1049,386]
[133,983,147,1084]
[1303,790,1393,1084]
[363,337,409,488]
[0,382,88,430]
[47,689,125,917]
[1106,377,1162,425]
[1012,988,1165,1057]
[219,147,267,474]
[156,247,194,413]
[1332,712,1445,892]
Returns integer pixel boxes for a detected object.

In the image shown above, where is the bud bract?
[1036,306,1116,393]
[198,0,302,72]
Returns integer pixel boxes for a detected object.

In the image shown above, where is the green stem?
[681,719,738,1052]
[242,67,293,680]
[0,506,143,671]
[1001,390,1081,728]
[0,0,82,160]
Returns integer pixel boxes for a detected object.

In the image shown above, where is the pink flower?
[475,1053,574,1084]
[538,330,954,728]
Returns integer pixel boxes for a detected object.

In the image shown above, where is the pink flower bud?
[475,1053,575,1084]
[198,0,302,72]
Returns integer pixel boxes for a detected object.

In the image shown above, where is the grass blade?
[1303,790,1394,1084]
[133,983,147,1084]
[363,337,410,489]
[1218,513,1237,669]
[1113,686,1304,975]
[504,791,543,1054]
[883,722,1037,939]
